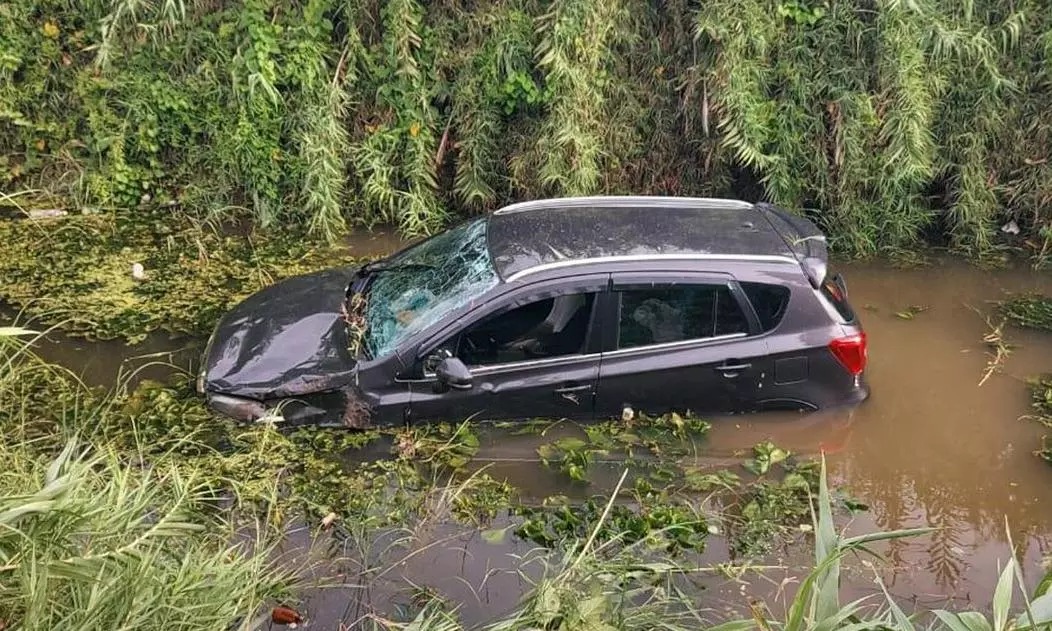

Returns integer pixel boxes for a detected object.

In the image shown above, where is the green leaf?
[814,455,840,621]
[841,527,936,547]
[703,621,758,631]
[1015,593,1052,630]
[0,327,38,336]
[935,611,977,631]
[992,559,1015,631]
[876,574,916,631]
[481,525,513,545]
[1035,568,1052,598]
[813,597,872,631]
[554,437,587,451]
[957,611,994,631]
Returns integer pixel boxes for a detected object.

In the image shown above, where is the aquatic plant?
[374,456,1052,631]
[536,412,712,483]
[1000,294,1052,332]
[0,210,348,342]
[383,457,1052,631]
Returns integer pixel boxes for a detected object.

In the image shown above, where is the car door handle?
[554,384,592,394]
[715,362,752,372]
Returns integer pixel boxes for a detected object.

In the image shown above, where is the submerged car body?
[198,196,868,427]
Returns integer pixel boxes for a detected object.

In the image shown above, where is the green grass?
[0,440,297,630]
[1000,294,1052,333]
[0,326,298,630]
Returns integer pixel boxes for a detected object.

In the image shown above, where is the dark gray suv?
[198,197,868,427]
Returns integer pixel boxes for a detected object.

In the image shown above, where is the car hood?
[203,266,359,400]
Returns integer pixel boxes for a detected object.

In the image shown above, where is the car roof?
[486,196,800,281]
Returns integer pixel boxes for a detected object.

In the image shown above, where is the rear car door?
[594,272,771,418]
[406,275,608,423]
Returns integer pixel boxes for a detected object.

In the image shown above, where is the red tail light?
[829,332,867,375]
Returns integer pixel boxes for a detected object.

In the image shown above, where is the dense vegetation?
[2,0,1052,259]
[3,0,1052,626]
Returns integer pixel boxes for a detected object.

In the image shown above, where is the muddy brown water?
[310,257,1052,626]
[5,245,1052,626]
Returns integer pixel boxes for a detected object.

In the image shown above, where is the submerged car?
[198,196,868,427]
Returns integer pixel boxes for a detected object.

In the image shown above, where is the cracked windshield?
[362,218,497,358]
[4,2,1052,630]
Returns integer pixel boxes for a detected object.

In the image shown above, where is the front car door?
[404,274,609,423]
[594,271,770,419]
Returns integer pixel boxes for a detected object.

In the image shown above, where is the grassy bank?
[0,330,298,629]
[3,1,1052,259]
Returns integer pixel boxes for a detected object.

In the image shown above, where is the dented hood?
[204,266,359,400]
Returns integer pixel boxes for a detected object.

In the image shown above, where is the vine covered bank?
[2,0,1052,259]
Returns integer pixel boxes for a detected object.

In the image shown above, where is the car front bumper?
[205,392,268,422]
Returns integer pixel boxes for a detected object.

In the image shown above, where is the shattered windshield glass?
[363,218,498,358]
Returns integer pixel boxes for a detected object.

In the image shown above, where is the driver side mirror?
[434,356,473,393]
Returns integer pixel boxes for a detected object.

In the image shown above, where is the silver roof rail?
[504,253,797,282]
[493,196,757,216]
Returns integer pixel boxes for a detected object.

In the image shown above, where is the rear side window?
[617,284,748,349]
[741,282,791,332]
[819,272,855,322]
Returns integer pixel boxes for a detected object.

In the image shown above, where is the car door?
[405,274,609,423]
[594,271,770,419]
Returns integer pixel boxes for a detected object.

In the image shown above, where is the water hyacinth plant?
[374,457,1052,631]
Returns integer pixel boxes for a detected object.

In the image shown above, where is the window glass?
[741,282,791,332]
[819,271,855,323]
[363,218,498,358]
[618,284,747,349]
[451,293,596,367]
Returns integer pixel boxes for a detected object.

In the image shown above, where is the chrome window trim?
[605,332,748,357]
[409,332,749,383]
[493,196,755,215]
[468,351,601,376]
[406,351,601,383]
[505,254,797,282]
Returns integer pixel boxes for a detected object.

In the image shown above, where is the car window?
[363,218,499,358]
[741,282,791,332]
[445,293,597,367]
[617,284,748,349]
[819,271,855,323]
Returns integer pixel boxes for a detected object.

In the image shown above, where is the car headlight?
[197,327,219,394]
